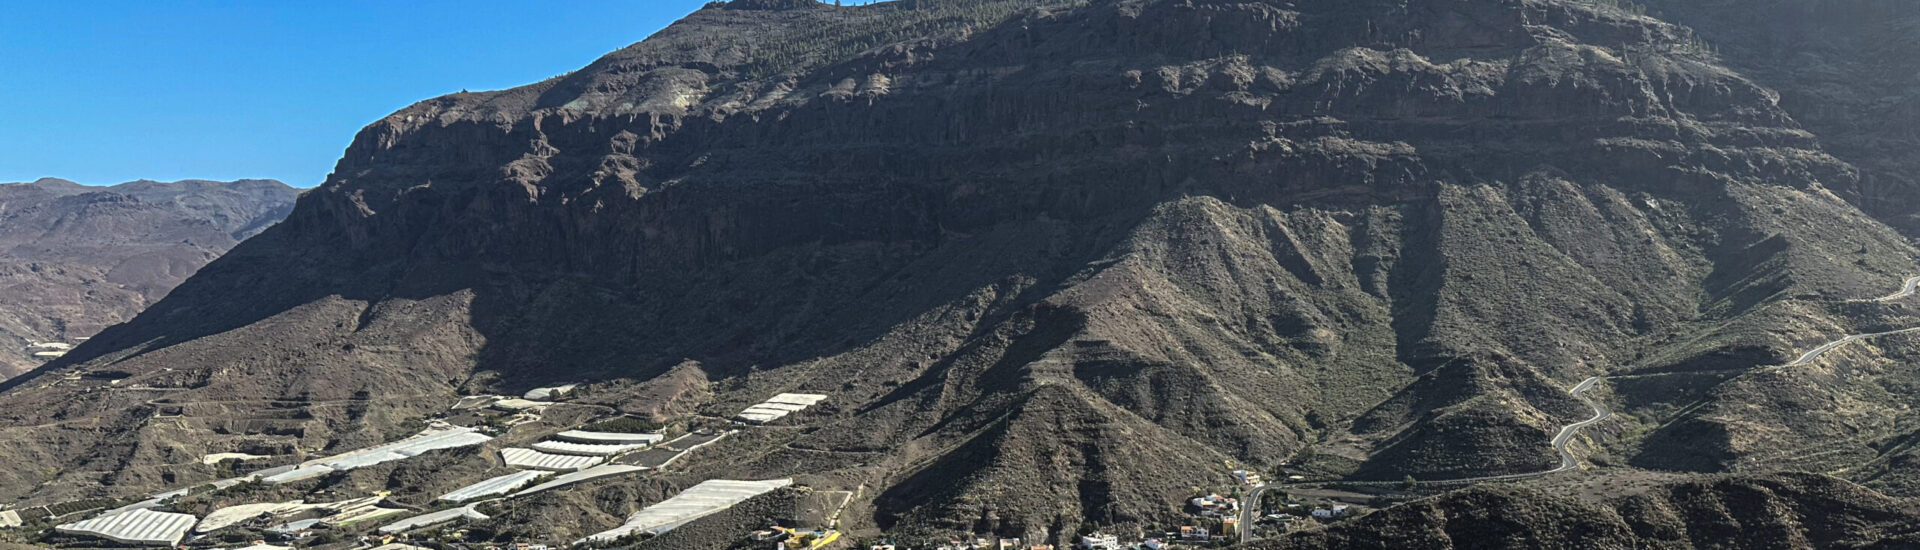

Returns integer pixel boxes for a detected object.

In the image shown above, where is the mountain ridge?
[0,177,299,378]
[5,0,1920,546]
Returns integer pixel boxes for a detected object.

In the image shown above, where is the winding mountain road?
[1237,376,1610,541]
[1239,276,1920,542]
[1492,376,1611,479]
[1876,276,1920,302]
[1780,326,1920,367]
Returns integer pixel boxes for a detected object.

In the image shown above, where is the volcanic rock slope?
[1251,473,1920,550]
[1636,0,1920,235]
[5,0,1920,543]
[0,178,297,378]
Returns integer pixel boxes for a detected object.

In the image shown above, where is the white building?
[552,430,664,446]
[197,500,315,533]
[262,426,492,484]
[439,470,548,502]
[56,509,199,547]
[223,543,293,550]
[501,447,603,472]
[735,393,828,423]
[1312,505,1349,519]
[532,440,647,456]
[1079,532,1120,549]
[1190,494,1237,516]
[512,464,648,497]
[378,505,489,534]
[580,479,793,543]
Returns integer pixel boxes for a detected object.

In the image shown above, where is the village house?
[1189,494,1238,517]
[1079,532,1120,549]
[1312,504,1351,519]
[938,537,1002,550]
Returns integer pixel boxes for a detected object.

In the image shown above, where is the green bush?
[581,416,664,434]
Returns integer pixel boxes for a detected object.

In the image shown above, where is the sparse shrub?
[582,416,664,434]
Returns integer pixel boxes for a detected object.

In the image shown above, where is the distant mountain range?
[0,178,298,378]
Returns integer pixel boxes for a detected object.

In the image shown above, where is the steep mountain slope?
[1249,473,1920,550]
[1532,0,1920,500]
[2,0,1919,545]
[0,178,298,378]
[1635,0,1920,235]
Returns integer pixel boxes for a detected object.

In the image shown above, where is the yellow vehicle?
[792,529,841,549]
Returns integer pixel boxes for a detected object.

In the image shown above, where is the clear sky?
[0,1,719,187]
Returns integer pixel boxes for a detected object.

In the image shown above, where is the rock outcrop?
[1638,0,1920,234]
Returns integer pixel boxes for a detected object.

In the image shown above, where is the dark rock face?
[3,0,1920,544]
[1638,0,1920,233]
[0,178,298,378]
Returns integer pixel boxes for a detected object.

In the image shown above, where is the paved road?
[1876,276,1920,302]
[1241,276,1920,542]
[1781,326,1920,367]
[1238,376,1610,541]
[1475,376,1610,480]
[1237,483,1270,541]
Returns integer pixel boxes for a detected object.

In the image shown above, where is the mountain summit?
[4,1,1920,547]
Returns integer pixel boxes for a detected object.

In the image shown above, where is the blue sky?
[0,1,720,187]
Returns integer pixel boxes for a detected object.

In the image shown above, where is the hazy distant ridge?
[0,177,299,378]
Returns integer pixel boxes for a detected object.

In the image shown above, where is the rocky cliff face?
[0,178,298,378]
[1636,0,1920,234]
[3,0,1919,545]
